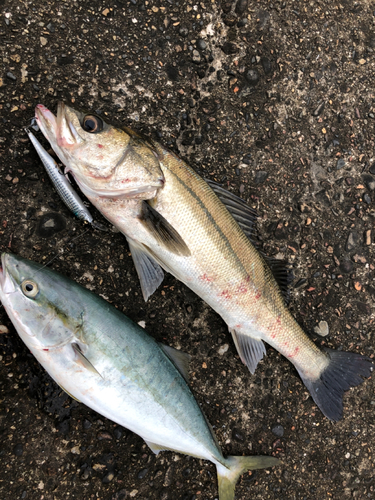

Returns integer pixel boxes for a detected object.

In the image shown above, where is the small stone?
[364,229,372,246]
[102,8,110,16]
[362,174,375,191]
[196,39,206,50]
[346,231,359,251]
[0,325,9,334]
[354,281,362,291]
[339,259,353,274]
[235,0,248,15]
[358,58,366,65]
[352,254,366,264]
[232,428,245,442]
[103,471,115,483]
[369,164,375,175]
[313,102,325,116]
[97,431,112,440]
[40,36,48,46]
[314,320,329,337]
[271,424,284,437]
[218,344,229,355]
[13,443,23,456]
[261,57,272,74]
[192,50,201,63]
[70,446,80,454]
[254,171,268,184]
[112,490,127,500]
[137,468,149,479]
[336,158,346,170]
[245,69,260,86]
[6,72,16,81]
[83,419,92,430]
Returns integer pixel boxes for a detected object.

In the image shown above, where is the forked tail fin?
[297,348,374,421]
[216,455,280,500]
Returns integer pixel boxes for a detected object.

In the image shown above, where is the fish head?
[0,253,84,350]
[35,102,165,199]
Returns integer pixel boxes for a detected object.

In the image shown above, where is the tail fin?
[216,455,280,500]
[297,348,374,421]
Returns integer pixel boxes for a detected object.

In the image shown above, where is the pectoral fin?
[138,201,190,256]
[72,343,103,378]
[160,344,191,383]
[127,237,164,301]
[229,329,266,374]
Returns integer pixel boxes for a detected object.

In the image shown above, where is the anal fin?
[127,237,164,301]
[229,329,266,374]
[144,440,174,455]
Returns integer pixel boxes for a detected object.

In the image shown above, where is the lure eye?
[82,115,103,134]
[21,280,39,298]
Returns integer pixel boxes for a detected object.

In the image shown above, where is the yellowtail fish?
[35,102,374,421]
[0,253,279,500]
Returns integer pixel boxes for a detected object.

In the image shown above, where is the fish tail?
[216,455,280,500]
[297,348,374,422]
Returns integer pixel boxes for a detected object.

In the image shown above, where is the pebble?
[232,427,245,442]
[314,320,329,337]
[245,69,260,86]
[196,39,206,50]
[13,443,24,456]
[271,424,284,437]
[313,101,325,116]
[346,231,359,251]
[364,229,372,246]
[97,431,112,440]
[40,36,48,46]
[369,163,375,175]
[137,468,149,479]
[363,193,371,204]
[339,259,354,274]
[235,0,248,15]
[261,57,272,74]
[218,343,229,355]
[362,174,375,191]
[336,158,346,170]
[102,471,115,483]
[83,419,92,430]
[192,50,201,63]
[6,72,16,81]
[36,213,66,238]
[254,171,268,184]
[0,325,10,334]
[112,490,127,500]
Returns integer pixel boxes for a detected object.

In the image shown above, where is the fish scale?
[34,101,374,422]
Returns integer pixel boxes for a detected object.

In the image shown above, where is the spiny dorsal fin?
[206,179,294,304]
[127,237,164,301]
[261,254,294,305]
[205,179,258,239]
[138,201,190,256]
[160,344,191,383]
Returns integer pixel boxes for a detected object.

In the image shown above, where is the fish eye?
[82,115,103,134]
[21,279,39,298]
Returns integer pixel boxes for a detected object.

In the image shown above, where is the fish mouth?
[35,102,81,149]
[0,253,16,295]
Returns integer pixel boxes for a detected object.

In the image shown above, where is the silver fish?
[0,253,279,500]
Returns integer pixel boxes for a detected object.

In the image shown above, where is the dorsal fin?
[261,254,294,304]
[205,179,258,239]
[206,179,294,304]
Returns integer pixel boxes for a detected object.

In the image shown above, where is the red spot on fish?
[199,273,213,283]
[236,283,248,294]
[219,290,231,300]
[235,324,242,329]
[43,349,49,352]
[276,316,281,324]
[97,144,104,149]
[255,291,262,300]
[271,332,277,339]
[288,346,300,359]
[121,178,132,183]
